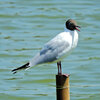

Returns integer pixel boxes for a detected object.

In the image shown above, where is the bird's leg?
[57,61,69,77]
[57,61,62,75]
[59,61,62,74]
[57,62,60,75]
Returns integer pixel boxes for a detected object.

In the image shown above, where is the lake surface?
[0,0,100,100]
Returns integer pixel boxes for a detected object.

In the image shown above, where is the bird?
[12,19,80,75]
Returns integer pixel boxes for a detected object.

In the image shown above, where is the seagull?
[12,19,80,75]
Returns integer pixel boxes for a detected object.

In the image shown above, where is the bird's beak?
[75,26,81,31]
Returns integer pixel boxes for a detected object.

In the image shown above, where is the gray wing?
[39,37,70,63]
[29,35,70,66]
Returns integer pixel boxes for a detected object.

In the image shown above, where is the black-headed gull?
[12,19,80,74]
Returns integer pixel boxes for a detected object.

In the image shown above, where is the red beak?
[75,26,81,31]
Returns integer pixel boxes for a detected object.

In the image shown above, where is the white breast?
[71,30,78,49]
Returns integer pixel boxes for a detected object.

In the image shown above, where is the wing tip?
[11,62,30,74]
[12,69,17,74]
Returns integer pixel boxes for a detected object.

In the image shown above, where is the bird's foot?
[62,74,70,78]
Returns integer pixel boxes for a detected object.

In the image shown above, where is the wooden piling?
[56,74,70,100]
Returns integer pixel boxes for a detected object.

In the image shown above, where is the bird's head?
[66,19,80,31]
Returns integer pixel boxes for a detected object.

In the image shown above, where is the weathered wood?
[56,74,70,100]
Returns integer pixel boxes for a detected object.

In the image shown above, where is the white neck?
[64,27,69,32]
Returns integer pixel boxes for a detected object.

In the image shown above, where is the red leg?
[59,61,62,74]
[57,62,60,75]
[57,61,62,75]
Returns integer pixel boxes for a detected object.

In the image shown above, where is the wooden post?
[56,74,70,100]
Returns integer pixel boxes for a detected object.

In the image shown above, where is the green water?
[0,0,100,100]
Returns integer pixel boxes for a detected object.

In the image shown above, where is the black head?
[66,19,80,31]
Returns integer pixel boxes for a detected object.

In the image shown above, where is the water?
[0,0,100,100]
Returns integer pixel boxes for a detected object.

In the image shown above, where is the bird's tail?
[12,62,30,74]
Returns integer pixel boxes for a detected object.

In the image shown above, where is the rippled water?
[0,0,100,100]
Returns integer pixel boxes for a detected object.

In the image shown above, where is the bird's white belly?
[71,30,78,49]
[56,30,78,61]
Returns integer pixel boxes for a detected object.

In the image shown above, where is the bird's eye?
[68,22,75,30]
